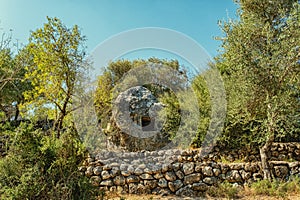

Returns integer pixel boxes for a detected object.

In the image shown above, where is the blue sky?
[0,0,238,59]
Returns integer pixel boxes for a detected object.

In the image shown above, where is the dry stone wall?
[80,143,300,196]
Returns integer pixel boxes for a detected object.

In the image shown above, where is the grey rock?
[100,179,113,186]
[101,170,111,179]
[113,175,126,185]
[175,170,185,179]
[184,173,202,185]
[140,173,154,180]
[183,162,195,175]
[202,166,213,176]
[158,178,168,188]
[165,171,177,181]
[168,180,183,192]
[192,182,208,191]
[203,177,217,185]
[93,166,102,175]
[126,175,140,183]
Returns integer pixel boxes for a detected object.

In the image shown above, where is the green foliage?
[216,0,300,149]
[0,123,98,200]
[250,176,300,197]
[206,181,240,199]
[22,17,89,135]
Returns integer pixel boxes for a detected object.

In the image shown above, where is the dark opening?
[142,116,155,131]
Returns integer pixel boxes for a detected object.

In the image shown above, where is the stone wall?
[80,143,300,196]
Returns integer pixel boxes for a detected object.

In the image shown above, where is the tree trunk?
[259,137,274,180]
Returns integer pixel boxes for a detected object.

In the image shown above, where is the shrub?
[0,123,99,199]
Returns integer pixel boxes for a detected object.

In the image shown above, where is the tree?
[22,17,88,136]
[216,0,300,179]
[0,30,30,122]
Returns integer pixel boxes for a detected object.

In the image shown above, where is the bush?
[250,176,300,197]
[0,123,99,200]
[206,181,240,199]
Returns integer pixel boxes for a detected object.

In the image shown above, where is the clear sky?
[0,0,238,58]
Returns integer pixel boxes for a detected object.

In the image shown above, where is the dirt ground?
[101,193,300,200]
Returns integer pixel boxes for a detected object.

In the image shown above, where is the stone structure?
[107,86,168,151]
[80,142,300,197]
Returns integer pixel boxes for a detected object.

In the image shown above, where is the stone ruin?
[105,86,169,151]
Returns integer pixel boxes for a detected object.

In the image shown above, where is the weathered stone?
[213,168,221,176]
[103,165,112,170]
[162,164,169,173]
[126,175,140,183]
[168,180,183,192]
[221,164,230,174]
[158,178,168,188]
[203,177,217,185]
[172,162,182,171]
[154,172,164,179]
[140,173,154,180]
[134,168,143,175]
[101,170,111,179]
[274,165,289,179]
[100,179,113,186]
[253,172,263,181]
[195,163,202,172]
[93,166,102,175]
[202,166,213,176]
[121,170,130,176]
[113,175,126,186]
[240,170,251,180]
[165,171,177,181]
[230,163,244,170]
[226,170,242,183]
[127,165,135,174]
[175,185,196,196]
[90,176,101,186]
[192,182,208,191]
[144,180,157,190]
[85,166,94,177]
[183,162,194,175]
[152,188,171,196]
[128,183,138,194]
[184,173,202,185]
[175,170,184,179]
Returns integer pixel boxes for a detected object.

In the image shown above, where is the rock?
[168,180,183,192]
[213,168,221,176]
[128,183,138,194]
[183,162,195,175]
[144,180,158,190]
[203,177,217,185]
[93,166,102,175]
[85,166,94,177]
[274,165,289,179]
[101,170,111,180]
[172,162,182,171]
[121,170,130,176]
[127,175,140,183]
[162,164,169,173]
[154,172,164,179]
[195,163,202,172]
[192,182,208,191]
[90,176,101,186]
[175,170,185,179]
[175,185,196,196]
[158,178,168,188]
[134,168,143,175]
[240,170,251,180]
[113,175,126,186]
[140,173,154,180]
[184,173,202,185]
[226,170,242,183]
[100,180,113,186]
[202,166,213,176]
[165,171,177,181]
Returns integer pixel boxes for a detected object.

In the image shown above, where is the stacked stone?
[79,147,300,196]
[211,142,300,162]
